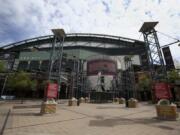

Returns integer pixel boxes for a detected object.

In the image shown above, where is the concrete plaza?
[3,100,180,135]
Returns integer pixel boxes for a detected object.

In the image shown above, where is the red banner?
[154,82,172,100]
[46,83,58,98]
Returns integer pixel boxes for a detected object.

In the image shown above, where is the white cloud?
[0,0,179,60]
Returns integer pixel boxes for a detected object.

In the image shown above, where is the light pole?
[51,29,66,100]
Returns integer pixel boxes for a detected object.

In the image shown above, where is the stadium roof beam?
[0,33,145,52]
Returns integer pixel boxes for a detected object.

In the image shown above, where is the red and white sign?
[46,83,58,98]
[154,82,172,100]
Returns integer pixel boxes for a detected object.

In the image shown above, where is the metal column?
[48,29,66,99]
[124,56,135,107]
[139,22,166,80]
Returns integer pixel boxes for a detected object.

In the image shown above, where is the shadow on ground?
[96,106,123,109]
[89,116,175,131]
[6,116,87,130]
[13,105,41,109]
[12,112,42,116]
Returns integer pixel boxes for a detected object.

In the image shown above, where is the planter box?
[85,97,90,103]
[128,99,138,108]
[113,98,119,103]
[68,99,77,106]
[80,97,85,103]
[41,103,56,114]
[119,98,125,104]
[156,105,179,120]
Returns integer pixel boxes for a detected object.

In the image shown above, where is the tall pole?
[48,36,56,80]
[139,22,166,80]
[49,29,66,101]
[57,37,65,99]
[73,56,76,98]
[76,59,80,98]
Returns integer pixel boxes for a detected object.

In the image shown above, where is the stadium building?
[0,33,149,101]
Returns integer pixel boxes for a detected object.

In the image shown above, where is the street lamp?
[51,29,66,100]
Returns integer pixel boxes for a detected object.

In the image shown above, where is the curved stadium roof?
[0,33,145,55]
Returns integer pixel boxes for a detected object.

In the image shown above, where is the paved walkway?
[0,102,12,135]
[3,101,180,135]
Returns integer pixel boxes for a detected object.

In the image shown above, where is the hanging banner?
[45,83,58,98]
[154,82,172,100]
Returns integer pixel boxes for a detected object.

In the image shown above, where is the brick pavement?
[3,101,180,135]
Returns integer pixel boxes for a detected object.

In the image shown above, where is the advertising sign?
[46,83,58,98]
[154,82,172,100]
[87,59,117,75]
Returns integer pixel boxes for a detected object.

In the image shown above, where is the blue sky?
[0,0,180,61]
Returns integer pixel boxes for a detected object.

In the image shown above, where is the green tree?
[31,80,38,91]
[167,69,180,83]
[0,60,5,72]
[7,71,37,103]
[138,75,151,91]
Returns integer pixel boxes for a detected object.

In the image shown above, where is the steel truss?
[140,22,166,79]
